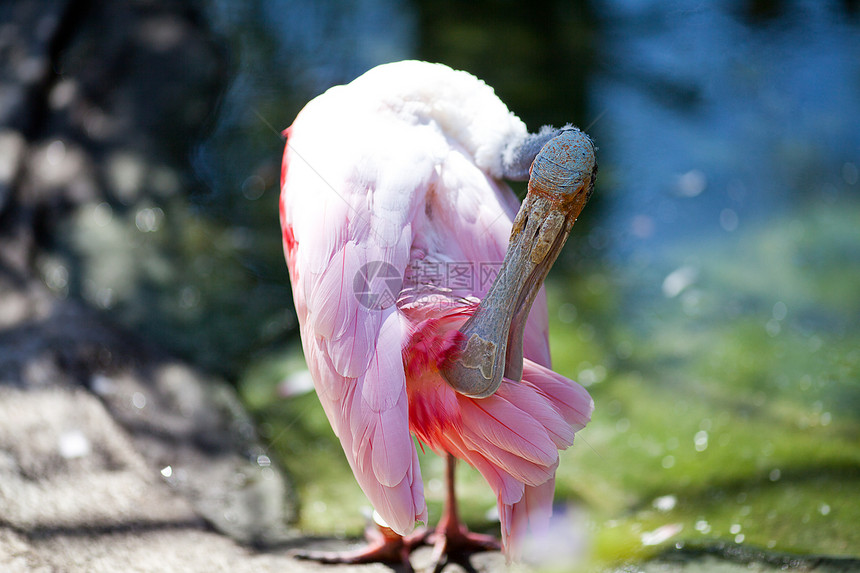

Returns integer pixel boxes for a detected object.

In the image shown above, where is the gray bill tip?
[529,127,596,198]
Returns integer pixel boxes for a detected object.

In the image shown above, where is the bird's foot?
[292,522,413,567]
[419,516,501,572]
[292,521,500,572]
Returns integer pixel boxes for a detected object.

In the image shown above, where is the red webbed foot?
[292,513,501,572]
[292,519,413,568]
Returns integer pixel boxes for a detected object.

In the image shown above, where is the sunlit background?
[55,0,859,570]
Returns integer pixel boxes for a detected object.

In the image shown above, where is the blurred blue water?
[592,0,860,256]
[200,0,859,262]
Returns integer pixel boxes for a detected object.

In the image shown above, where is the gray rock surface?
[0,382,508,572]
[0,278,300,566]
[0,0,305,569]
[0,385,377,573]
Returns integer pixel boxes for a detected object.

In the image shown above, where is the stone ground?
[0,379,507,573]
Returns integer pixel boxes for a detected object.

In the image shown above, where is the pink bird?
[279,61,595,568]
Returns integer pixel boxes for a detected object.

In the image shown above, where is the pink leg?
[426,453,501,566]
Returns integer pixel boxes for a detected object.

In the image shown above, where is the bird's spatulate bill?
[441,127,597,398]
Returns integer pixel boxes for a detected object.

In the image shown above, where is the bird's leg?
[293,455,500,571]
[425,454,501,567]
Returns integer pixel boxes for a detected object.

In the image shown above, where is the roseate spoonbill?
[279,60,595,568]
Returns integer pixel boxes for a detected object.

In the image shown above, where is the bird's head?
[440,127,597,398]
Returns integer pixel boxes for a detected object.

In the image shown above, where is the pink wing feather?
[281,101,436,534]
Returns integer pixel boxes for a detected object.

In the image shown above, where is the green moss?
[239,201,860,569]
[545,201,860,570]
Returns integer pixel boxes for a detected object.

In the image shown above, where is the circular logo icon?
[353,261,402,310]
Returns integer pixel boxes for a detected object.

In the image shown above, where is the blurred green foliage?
[549,199,860,568]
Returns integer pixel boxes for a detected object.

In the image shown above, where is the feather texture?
[402,302,592,552]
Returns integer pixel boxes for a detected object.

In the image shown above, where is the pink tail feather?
[404,304,593,555]
[410,357,593,555]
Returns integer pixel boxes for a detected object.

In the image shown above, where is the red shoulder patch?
[280,126,292,190]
